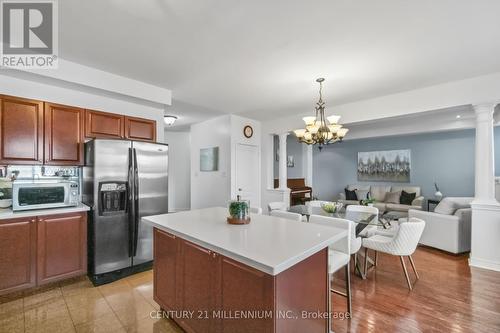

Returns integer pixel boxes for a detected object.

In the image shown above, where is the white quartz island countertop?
[143,207,347,276]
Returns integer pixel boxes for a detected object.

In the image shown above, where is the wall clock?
[243,125,253,138]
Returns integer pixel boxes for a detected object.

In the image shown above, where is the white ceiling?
[60,0,500,127]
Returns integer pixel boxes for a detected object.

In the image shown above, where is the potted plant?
[321,202,344,216]
[361,198,376,207]
[227,197,250,224]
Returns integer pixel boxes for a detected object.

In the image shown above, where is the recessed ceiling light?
[456,115,461,119]
[164,115,178,125]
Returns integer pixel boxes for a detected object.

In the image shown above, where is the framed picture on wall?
[200,147,219,171]
[357,149,411,182]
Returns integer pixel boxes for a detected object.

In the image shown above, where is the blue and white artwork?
[357,149,411,182]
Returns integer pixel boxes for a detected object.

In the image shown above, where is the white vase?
[434,191,443,200]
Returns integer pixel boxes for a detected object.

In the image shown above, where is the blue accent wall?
[273,135,306,180]
[313,127,500,201]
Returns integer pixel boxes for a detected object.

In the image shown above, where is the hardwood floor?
[1,247,499,332]
[331,246,500,333]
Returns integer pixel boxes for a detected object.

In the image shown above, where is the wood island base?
[153,228,329,333]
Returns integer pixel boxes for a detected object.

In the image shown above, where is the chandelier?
[293,78,349,150]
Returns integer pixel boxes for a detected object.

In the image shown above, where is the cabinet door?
[124,116,156,142]
[0,217,37,295]
[37,213,87,285]
[0,95,43,164]
[219,257,274,333]
[44,103,84,165]
[85,109,124,139]
[154,228,178,311]
[179,240,217,333]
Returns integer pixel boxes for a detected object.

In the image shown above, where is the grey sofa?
[409,197,473,253]
[338,184,424,215]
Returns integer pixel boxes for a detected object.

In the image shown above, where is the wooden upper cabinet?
[85,109,124,139]
[124,116,156,142]
[44,102,84,165]
[0,95,44,164]
[37,213,87,285]
[0,217,37,295]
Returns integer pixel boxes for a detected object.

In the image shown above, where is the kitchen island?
[143,207,347,333]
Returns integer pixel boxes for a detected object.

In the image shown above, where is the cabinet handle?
[212,252,217,258]
[30,218,36,223]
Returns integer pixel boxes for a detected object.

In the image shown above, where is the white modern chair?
[268,201,287,213]
[250,207,263,215]
[309,215,353,315]
[270,210,303,222]
[345,205,379,274]
[361,218,426,290]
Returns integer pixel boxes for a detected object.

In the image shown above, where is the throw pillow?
[385,191,401,204]
[345,188,357,200]
[400,190,416,205]
[355,190,370,201]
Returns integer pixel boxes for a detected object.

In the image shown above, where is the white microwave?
[12,180,80,211]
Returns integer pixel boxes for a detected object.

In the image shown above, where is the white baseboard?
[469,257,500,272]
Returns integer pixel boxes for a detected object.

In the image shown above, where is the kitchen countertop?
[143,207,347,275]
[0,203,90,220]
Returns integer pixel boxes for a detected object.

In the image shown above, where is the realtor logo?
[1,0,58,68]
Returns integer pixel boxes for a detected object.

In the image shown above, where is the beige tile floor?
[0,270,183,333]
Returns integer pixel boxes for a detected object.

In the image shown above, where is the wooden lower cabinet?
[154,229,178,311]
[0,212,87,295]
[178,240,219,333]
[219,257,274,333]
[0,217,37,295]
[37,212,87,284]
[154,228,328,333]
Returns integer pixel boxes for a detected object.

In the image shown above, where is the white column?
[303,144,313,188]
[470,103,500,272]
[473,104,497,203]
[278,133,289,190]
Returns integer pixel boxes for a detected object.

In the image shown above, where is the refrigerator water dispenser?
[98,182,127,215]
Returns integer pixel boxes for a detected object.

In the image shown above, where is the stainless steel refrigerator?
[83,139,168,285]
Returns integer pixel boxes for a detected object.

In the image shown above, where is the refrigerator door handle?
[133,148,140,257]
[127,147,134,258]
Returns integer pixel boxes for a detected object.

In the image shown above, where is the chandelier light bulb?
[338,128,349,137]
[293,129,306,138]
[302,116,316,126]
[327,115,341,124]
